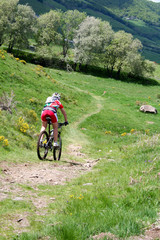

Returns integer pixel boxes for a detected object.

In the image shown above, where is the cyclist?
[40,92,68,147]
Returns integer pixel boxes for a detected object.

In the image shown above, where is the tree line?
[0,0,155,78]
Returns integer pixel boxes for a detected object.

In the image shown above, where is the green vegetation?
[18,0,160,63]
[0,48,160,239]
[1,1,155,79]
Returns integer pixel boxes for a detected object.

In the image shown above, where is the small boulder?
[140,105,157,114]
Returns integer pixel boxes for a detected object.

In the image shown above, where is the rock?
[140,105,157,114]
[83,183,93,186]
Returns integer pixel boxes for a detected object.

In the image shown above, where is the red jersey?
[43,100,63,113]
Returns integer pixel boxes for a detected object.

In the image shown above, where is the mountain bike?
[37,117,65,161]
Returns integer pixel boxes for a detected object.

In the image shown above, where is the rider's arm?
[60,108,68,122]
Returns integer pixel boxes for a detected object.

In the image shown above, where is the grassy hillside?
[19,0,160,63]
[0,49,160,239]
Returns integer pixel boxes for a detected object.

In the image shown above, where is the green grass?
[0,49,160,239]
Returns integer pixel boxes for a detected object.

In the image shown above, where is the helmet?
[52,92,61,101]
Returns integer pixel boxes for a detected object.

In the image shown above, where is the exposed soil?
[0,144,101,236]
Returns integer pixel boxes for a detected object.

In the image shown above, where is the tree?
[105,31,143,77]
[60,10,86,58]
[0,0,18,46]
[6,4,36,52]
[125,52,155,78]
[73,16,113,65]
[36,10,62,46]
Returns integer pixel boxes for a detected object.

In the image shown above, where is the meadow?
[0,49,160,239]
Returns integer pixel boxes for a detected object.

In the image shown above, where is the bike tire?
[53,135,62,161]
[37,131,49,160]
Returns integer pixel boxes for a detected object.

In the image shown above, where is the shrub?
[17,117,29,133]
[20,60,26,64]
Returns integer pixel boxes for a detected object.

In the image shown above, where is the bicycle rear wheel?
[53,134,62,161]
[37,131,49,160]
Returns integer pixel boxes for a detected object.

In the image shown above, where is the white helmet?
[52,92,61,101]
[45,96,52,103]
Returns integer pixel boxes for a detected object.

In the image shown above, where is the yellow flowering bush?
[20,60,26,64]
[121,132,127,137]
[0,136,9,147]
[15,58,19,61]
[130,129,136,134]
[0,136,5,142]
[3,139,9,147]
[69,194,84,200]
[105,131,112,135]
[18,117,29,133]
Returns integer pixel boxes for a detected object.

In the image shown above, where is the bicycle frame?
[37,117,65,160]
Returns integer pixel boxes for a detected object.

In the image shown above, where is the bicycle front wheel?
[37,131,49,160]
[53,135,62,161]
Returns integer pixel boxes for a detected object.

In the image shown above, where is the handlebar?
[58,122,66,128]
[46,117,68,127]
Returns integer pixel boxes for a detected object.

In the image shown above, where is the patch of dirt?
[92,232,118,239]
[0,145,97,236]
[67,144,86,157]
[91,223,160,240]
[0,161,84,186]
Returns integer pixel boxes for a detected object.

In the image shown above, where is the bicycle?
[37,117,65,161]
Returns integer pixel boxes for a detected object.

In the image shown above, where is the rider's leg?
[40,121,47,133]
[52,122,58,142]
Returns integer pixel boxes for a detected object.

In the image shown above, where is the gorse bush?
[17,117,29,133]
[0,136,9,147]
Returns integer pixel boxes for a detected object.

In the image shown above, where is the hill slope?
[0,48,160,239]
[19,0,160,62]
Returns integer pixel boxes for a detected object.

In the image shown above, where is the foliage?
[74,16,113,64]
[104,30,145,77]
[36,10,62,46]
[6,2,36,52]
[60,10,86,57]
[0,0,18,46]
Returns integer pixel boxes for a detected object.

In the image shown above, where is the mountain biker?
[40,92,68,147]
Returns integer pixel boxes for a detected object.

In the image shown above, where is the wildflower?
[1,55,5,60]
[121,132,127,137]
[3,139,9,147]
[18,117,29,133]
[15,58,19,61]
[0,136,5,142]
[130,129,135,134]
[20,60,26,64]
[105,131,111,135]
